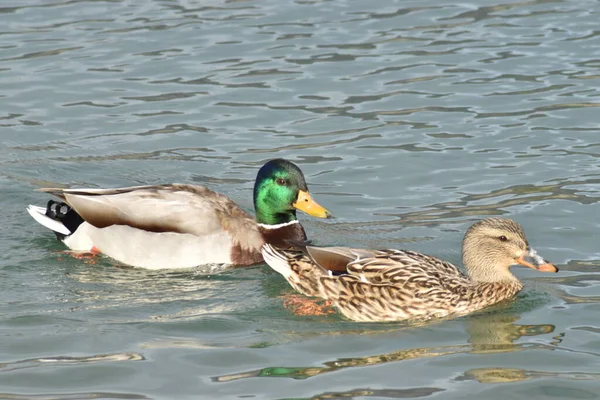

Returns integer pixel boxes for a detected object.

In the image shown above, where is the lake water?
[1,0,600,398]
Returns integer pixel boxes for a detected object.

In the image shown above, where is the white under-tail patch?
[27,205,71,236]
[62,222,95,251]
[261,244,293,280]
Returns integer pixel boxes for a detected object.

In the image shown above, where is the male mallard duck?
[27,159,331,269]
[261,218,558,322]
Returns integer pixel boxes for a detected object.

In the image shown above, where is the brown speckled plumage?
[262,218,558,322]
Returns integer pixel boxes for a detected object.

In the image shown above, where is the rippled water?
[2,0,600,398]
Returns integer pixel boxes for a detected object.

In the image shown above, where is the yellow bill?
[293,190,331,218]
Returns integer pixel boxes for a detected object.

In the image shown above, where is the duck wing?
[39,184,255,235]
[314,248,469,322]
[343,249,465,286]
[38,184,264,268]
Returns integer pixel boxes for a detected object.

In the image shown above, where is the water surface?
[2,0,600,398]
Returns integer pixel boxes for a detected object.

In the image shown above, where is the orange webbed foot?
[280,294,335,317]
[57,246,101,264]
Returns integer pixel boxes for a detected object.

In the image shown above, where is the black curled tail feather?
[45,200,85,239]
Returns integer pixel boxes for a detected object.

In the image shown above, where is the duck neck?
[466,266,521,284]
[253,193,297,225]
[471,279,523,303]
[258,220,307,248]
[454,280,523,316]
[255,209,297,225]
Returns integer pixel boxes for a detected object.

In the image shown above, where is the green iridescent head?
[252,159,330,225]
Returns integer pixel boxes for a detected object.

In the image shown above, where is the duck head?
[253,159,331,225]
[462,217,558,282]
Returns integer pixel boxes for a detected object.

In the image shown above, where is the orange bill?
[515,247,558,273]
[293,190,331,218]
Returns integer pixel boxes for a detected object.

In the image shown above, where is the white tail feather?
[261,244,293,279]
[27,205,72,236]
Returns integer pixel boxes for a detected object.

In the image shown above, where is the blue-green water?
[2,0,600,398]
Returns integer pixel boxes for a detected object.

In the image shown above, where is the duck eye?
[498,235,508,242]
[275,178,286,186]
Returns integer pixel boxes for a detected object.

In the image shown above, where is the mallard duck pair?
[28,159,558,322]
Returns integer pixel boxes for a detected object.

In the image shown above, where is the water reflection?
[53,260,267,320]
[458,367,600,384]
[0,393,149,400]
[545,259,600,304]
[465,314,554,354]
[0,352,144,373]
[213,313,556,382]
[290,387,445,400]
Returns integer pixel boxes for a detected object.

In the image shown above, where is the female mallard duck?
[27,159,331,269]
[261,218,558,322]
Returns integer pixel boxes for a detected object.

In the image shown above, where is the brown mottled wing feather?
[318,249,471,322]
[265,248,329,297]
[346,249,466,287]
